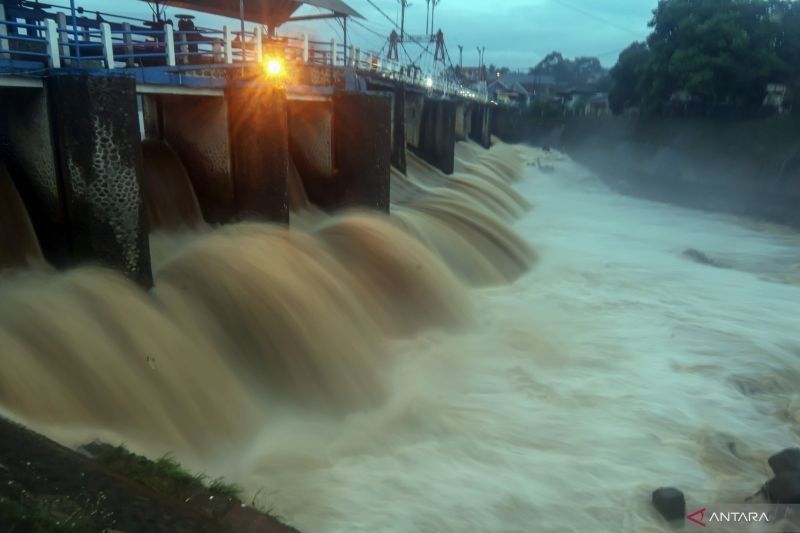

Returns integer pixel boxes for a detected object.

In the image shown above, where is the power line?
[350,18,388,40]
[321,15,343,40]
[549,0,642,37]
[361,0,430,50]
[363,0,401,29]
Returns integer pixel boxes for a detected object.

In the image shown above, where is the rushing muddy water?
[2,142,800,532]
[220,150,800,532]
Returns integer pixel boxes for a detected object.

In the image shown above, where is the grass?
[0,497,74,533]
[81,442,242,503]
[0,492,111,533]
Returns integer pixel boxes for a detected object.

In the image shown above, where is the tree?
[609,42,651,114]
[574,57,605,81]
[608,0,799,116]
[637,0,789,114]
[771,0,800,83]
[529,51,606,86]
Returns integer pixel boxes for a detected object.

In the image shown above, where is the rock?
[652,487,686,521]
[769,448,800,476]
[763,473,800,504]
[536,158,556,174]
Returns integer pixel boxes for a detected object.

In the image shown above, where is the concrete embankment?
[493,109,800,226]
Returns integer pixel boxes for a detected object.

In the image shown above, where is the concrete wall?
[491,105,556,144]
[535,115,800,226]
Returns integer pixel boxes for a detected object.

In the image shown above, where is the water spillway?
[140,139,205,232]
[0,137,534,458]
[0,161,44,270]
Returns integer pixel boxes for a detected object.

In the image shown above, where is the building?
[458,66,487,84]
[487,73,558,106]
[764,84,790,114]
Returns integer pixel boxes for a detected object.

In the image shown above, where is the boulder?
[764,473,800,504]
[769,448,800,476]
[652,487,686,521]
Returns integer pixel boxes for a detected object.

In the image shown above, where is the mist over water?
[2,140,800,531]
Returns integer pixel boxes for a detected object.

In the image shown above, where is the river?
[2,143,799,532]
[235,148,800,532]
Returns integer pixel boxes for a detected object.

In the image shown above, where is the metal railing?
[0,6,487,101]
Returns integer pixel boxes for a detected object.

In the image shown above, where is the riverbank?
[493,111,800,227]
[0,416,297,532]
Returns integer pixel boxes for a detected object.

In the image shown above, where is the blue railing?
[0,5,487,100]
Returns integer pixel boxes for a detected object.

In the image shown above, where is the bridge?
[0,0,496,286]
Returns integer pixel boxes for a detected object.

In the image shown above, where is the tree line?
[609,0,800,116]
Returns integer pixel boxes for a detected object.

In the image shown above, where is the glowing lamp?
[264,58,284,77]
[425,77,434,88]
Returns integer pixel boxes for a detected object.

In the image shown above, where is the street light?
[432,0,443,30]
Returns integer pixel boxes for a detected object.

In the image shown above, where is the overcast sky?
[70,0,657,69]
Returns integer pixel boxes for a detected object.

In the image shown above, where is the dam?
[0,0,493,285]
[2,1,800,532]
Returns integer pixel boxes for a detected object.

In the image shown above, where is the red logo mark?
[687,507,706,527]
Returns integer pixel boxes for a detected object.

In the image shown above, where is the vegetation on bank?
[0,416,297,532]
[1,440,244,531]
[81,442,242,505]
[609,0,800,116]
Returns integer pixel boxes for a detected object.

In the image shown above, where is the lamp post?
[425,0,430,35]
[69,0,80,64]
[400,0,408,42]
[239,0,245,45]
[431,0,441,33]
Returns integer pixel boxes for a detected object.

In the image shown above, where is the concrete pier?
[404,92,425,150]
[227,84,289,223]
[143,85,290,224]
[47,74,152,286]
[289,92,391,212]
[413,98,456,175]
[455,102,471,141]
[470,103,492,149]
[390,85,407,174]
[365,79,407,175]
[333,92,391,212]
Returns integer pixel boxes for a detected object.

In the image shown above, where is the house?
[665,90,703,115]
[585,93,610,116]
[764,84,790,114]
[488,73,559,106]
[458,66,487,84]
